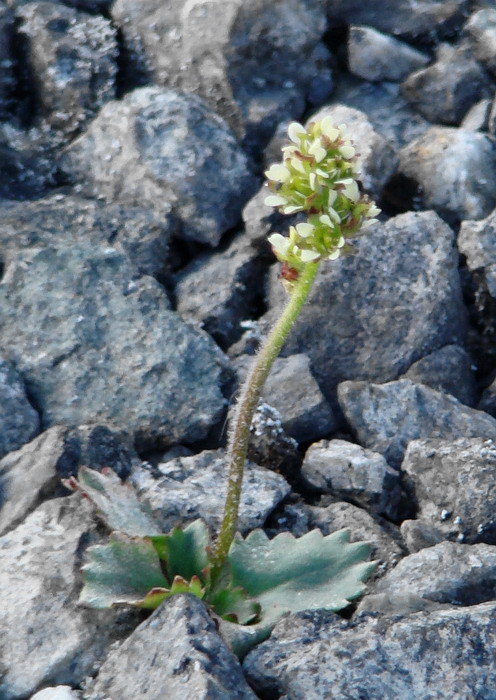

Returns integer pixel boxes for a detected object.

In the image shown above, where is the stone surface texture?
[0,355,39,460]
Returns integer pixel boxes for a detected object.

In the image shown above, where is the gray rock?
[264,211,466,406]
[242,183,297,255]
[465,8,496,76]
[0,495,134,699]
[307,103,398,201]
[308,501,403,578]
[401,43,491,125]
[480,378,496,418]
[377,540,496,606]
[0,4,14,119]
[175,232,266,349]
[458,208,496,271]
[0,424,136,535]
[0,193,177,281]
[325,0,468,40]
[397,126,496,223]
[246,402,301,479]
[0,244,227,450]
[18,1,117,136]
[233,353,336,443]
[490,95,496,136]
[400,518,445,553]
[348,25,429,82]
[130,449,290,535]
[243,602,496,699]
[59,87,256,246]
[31,687,80,700]
[0,355,39,460]
[402,344,476,406]
[401,437,496,544]
[461,98,492,131]
[111,0,329,152]
[88,595,256,700]
[338,379,496,467]
[302,439,402,520]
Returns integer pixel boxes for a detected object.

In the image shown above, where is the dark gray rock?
[88,595,256,700]
[242,183,296,255]
[246,402,301,479]
[0,4,14,119]
[233,353,336,443]
[465,8,496,76]
[400,518,445,553]
[461,98,492,131]
[130,449,290,535]
[0,355,39,460]
[348,25,429,82]
[338,379,496,467]
[18,1,117,136]
[264,211,466,407]
[111,0,329,152]
[401,43,492,125]
[458,208,496,271]
[307,104,398,201]
[397,126,496,223]
[0,423,136,535]
[244,602,496,699]
[59,87,256,246]
[402,344,476,406]
[0,495,134,699]
[490,95,496,136]
[401,437,496,544]
[0,244,227,450]
[175,232,266,349]
[325,0,469,41]
[377,540,496,606]
[302,439,402,520]
[0,194,177,281]
[308,501,403,578]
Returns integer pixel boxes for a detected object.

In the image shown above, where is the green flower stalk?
[211,117,380,574]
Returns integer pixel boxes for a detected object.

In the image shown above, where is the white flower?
[340,143,356,159]
[320,116,339,141]
[283,205,304,214]
[361,218,379,229]
[295,222,315,238]
[268,233,289,256]
[308,138,326,163]
[367,205,381,218]
[288,122,306,143]
[328,208,341,224]
[328,190,337,207]
[319,214,334,227]
[265,164,291,183]
[328,249,340,260]
[265,195,288,207]
[290,157,306,174]
[300,249,320,262]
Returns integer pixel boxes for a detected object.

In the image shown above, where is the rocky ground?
[1,0,496,698]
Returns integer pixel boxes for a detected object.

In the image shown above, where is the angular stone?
[402,437,496,544]
[0,424,136,536]
[175,232,266,349]
[0,355,39,460]
[325,0,468,40]
[465,8,496,76]
[59,87,256,246]
[402,344,476,406]
[18,1,117,136]
[307,103,398,201]
[458,208,496,271]
[401,43,491,125]
[0,244,227,449]
[0,496,133,699]
[243,602,496,699]
[233,353,336,443]
[302,439,402,520]
[264,211,466,406]
[308,501,403,578]
[461,98,492,131]
[246,402,301,480]
[0,194,177,280]
[377,540,496,606]
[397,127,496,223]
[400,518,445,553]
[88,595,256,700]
[130,449,290,535]
[339,378,496,468]
[348,25,429,82]
[111,0,329,152]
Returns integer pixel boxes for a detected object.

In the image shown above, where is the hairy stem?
[211,261,321,574]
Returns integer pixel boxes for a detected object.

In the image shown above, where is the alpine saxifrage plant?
[69,117,380,657]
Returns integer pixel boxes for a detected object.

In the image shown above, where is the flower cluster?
[265,118,380,275]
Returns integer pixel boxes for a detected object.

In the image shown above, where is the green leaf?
[208,585,260,625]
[74,467,161,536]
[229,528,376,623]
[151,520,210,581]
[80,532,169,608]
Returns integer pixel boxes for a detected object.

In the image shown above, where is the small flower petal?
[320,116,339,141]
[361,218,379,229]
[288,122,307,143]
[340,144,356,159]
[343,180,359,202]
[337,236,345,248]
[368,205,381,217]
[319,214,333,227]
[265,164,291,183]
[328,208,341,224]
[316,168,329,178]
[300,249,320,262]
[308,139,326,163]
[295,222,315,238]
[291,157,306,174]
[309,172,316,190]
[328,250,340,260]
[283,205,304,214]
[268,233,289,256]
[328,190,337,207]
[265,195,288,207]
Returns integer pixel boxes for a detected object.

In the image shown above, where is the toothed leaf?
[208,585,260,625]
[75,467,160,536]
[151,519,210,581]
[229,528,376,623]
[80,532,168,608]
